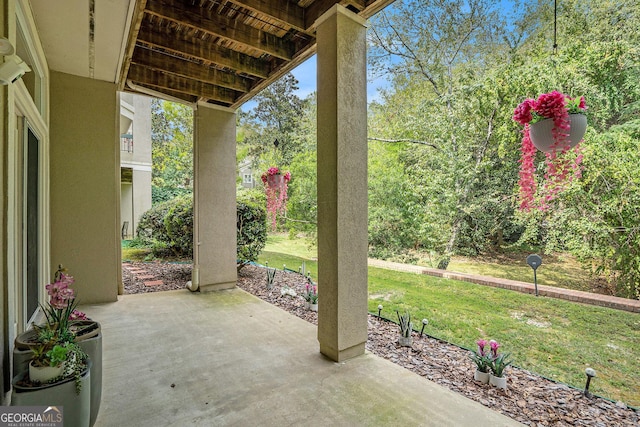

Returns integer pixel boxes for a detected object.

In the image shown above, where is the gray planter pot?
[12,323,102,427]
[78,332,102,427]
[11,361,91,427]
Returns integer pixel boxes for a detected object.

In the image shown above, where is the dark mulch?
[123,262,639,426]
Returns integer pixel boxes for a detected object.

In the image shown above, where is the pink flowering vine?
[513,91,587,211]
[261,167,291,230]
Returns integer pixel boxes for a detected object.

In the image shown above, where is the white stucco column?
[192,103,237,292]
[316,5,368,362]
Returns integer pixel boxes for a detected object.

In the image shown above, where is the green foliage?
[237,189,267,268]
[164,194,194,257]
[238,73,307,167]
[137,199,174,254]
[151,99,193,205]
[138,190,266,265]
[396,310,413,338]
[490,353,512,378]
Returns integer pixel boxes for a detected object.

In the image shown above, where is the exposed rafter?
[119,0,397,108]
[131,47,253,93]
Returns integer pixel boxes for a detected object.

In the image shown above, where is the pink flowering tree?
[513,91,587,211]
[261,167,291,230]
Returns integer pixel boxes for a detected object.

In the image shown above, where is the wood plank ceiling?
[118,0,395,108]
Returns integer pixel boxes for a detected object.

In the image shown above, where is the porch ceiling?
[119,0,395,108]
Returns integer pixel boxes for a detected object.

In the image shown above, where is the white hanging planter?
[529,113,587,153]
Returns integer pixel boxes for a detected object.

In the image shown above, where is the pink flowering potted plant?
[488,339,512,390]
[513,91,587,211]
[12,266,102,427]
[260,167,291,230]
[470,339,491,384]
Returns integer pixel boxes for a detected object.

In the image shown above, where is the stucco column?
[192,104,237,292]
[50,71,120,304]
[316,5,368,362]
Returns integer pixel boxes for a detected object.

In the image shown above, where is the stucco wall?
[50,71,119,304]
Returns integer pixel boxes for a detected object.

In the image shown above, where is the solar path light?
[526,254,543,296]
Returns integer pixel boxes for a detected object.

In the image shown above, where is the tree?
[368,0,525,266]
[239,73,307,169]
[151,99,193,203]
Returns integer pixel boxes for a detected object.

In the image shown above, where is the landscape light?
[420,319,429,337]
[584,368,596,397]
[377,305,383,317]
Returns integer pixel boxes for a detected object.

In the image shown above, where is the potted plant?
[396,310,413,347]
[260,167,291,230]
[28,340,68,383]
[12,266,102,427]
[470,339,491,384]
[513,91,587,211]
[488,340,512,390]
[308,284,318,312]
[12,305,92,427]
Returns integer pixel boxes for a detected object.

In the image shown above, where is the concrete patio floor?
[80,288,522,426]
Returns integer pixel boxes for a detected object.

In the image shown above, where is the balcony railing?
[121,134,133,153]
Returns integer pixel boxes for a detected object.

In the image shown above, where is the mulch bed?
[123,262,639,426]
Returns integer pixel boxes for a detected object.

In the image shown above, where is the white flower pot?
[529,113,587,153]
[304,301,310,310]
[398,336,413,347]
[29,361,64,383]
[474,369,490,384]
[489,374,508,390]
[310,303,318,312]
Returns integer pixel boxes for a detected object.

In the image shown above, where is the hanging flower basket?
[266,173,284,188]
[513,91,587,211]
[261,167,291,230]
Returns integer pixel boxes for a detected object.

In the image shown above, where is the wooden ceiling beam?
[118,0,148,91]
[128,64,238,104]
[145,0,294,60]
[227,0,306,33]
[125,84,198,104]
[131,48,252,93]
[137,25,271,79]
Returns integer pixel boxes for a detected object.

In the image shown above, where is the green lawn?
[260,234,640,407]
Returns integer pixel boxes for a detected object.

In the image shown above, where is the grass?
[261,234,640,407]
[121,240,151,261]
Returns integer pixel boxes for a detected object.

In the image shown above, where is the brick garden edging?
[367,259,640,313]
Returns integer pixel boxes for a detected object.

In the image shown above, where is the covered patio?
[80,289,521,426]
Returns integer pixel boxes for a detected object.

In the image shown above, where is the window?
[243,174,253,184]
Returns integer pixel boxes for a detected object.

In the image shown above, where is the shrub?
[164,194,194,257]
[137,199,173,244]
[237,189,267,270]
[136,189,266,265]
